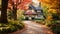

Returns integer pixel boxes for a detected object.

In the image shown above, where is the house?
[23,4,44,20]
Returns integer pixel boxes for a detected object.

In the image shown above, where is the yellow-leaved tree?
[38,0,60,25]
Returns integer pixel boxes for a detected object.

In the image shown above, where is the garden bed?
[0,20,24,34]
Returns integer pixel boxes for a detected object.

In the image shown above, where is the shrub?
[35,20,45,24]
[50,20,60,34]
[0,20,24,33]
[46,20,60,34]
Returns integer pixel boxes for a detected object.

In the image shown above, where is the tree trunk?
[12,5,17,20]
[1,0,8,23]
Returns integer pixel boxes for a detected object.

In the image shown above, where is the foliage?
[8,0,32,10]
[52,14,60,20]
[39,0,59,23]
[38,0,59,24]
[7,9,13,20]
[7,9,25,20]
[17,9,24,20]
[0,20,24,33]
[46,20,60,34]
[19,15,25,20]
[38,0,60,34]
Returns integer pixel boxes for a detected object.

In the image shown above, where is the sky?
[32,0,40,7]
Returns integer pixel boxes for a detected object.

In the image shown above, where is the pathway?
[11,21,53,34]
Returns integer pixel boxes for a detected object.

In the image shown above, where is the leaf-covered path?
[11,21,53,34]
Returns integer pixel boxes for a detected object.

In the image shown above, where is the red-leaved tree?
[8,0,32,20]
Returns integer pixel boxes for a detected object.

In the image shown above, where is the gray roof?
[29,5,42,10]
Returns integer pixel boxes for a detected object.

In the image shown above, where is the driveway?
[11,21,53,34]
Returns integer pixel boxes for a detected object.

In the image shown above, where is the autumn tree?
[8,0,32,20]
[38,0,60,20]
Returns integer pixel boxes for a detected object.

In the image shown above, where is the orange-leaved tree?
[8,0,32,20]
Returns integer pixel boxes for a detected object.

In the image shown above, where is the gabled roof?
[29,5,42,10]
